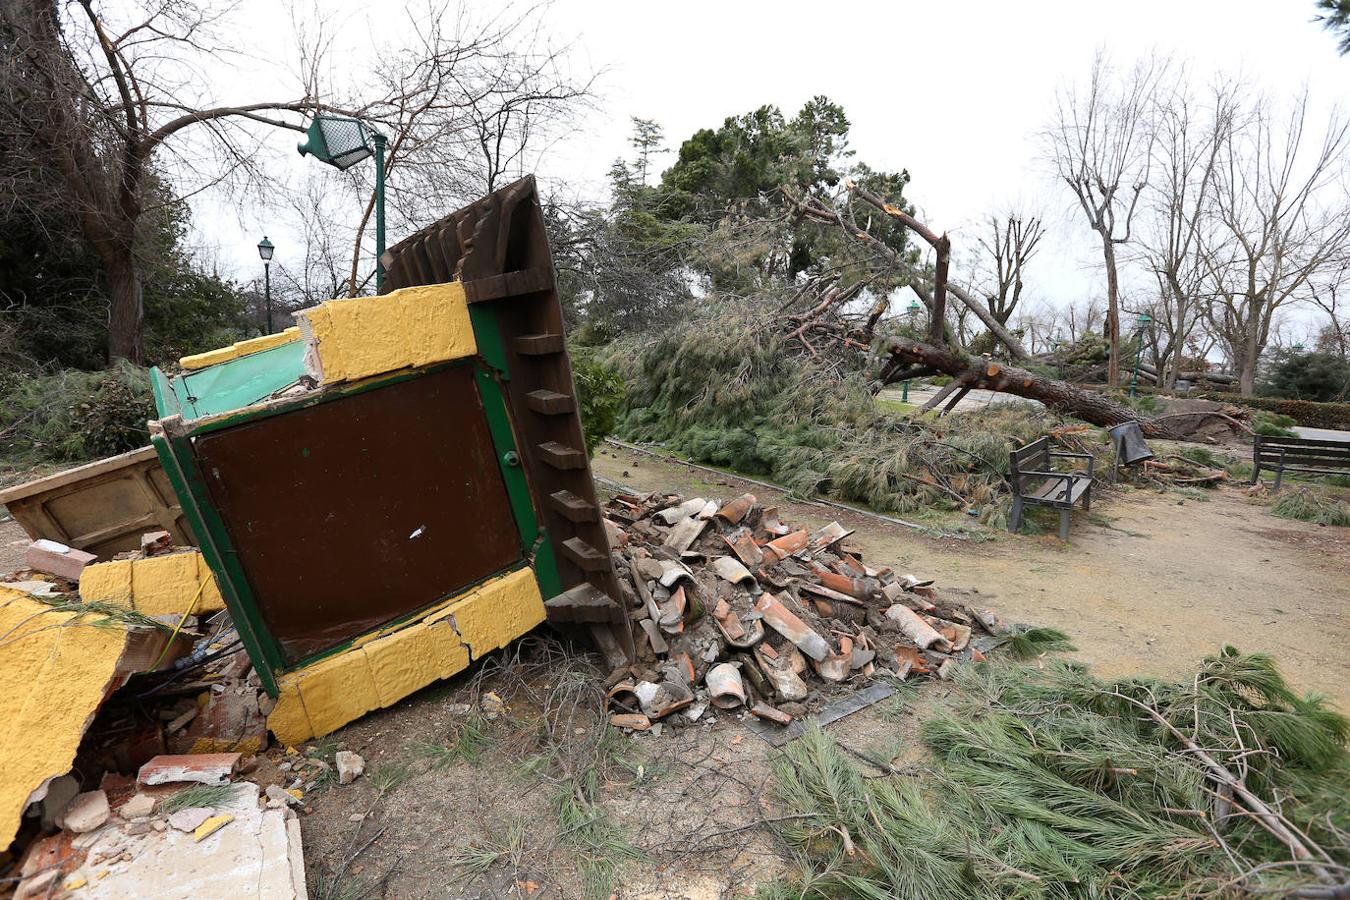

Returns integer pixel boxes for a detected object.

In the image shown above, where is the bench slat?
[1024,477,1091,506]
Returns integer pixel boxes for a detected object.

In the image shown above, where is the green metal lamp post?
[903,298,922,402]
[256,236,275,335]
[1130,312,1153,398]
[297,116,388,292]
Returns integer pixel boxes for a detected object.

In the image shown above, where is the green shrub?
[570,349,626,453]
[1271,487,1350,527]
[0,363,154,464]
[1260,350,1350,402]
[1196,392,1350,430]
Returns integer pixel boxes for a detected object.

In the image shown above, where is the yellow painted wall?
[0,587,132,848]
[295,282,475,386]
[179,327,300,371]
[79,550,226,617]
[268,567,544,744]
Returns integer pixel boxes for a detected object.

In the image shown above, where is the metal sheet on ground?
[746,682,898,747]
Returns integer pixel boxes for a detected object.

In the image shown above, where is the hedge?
[1193,392,1350,430]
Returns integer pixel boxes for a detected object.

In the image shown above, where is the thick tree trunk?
[104,249,145,363]
[1101,235,1122,389]
[877,337,1185,438]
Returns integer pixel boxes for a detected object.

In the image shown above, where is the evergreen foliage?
[1271,487,1350,526]
[1260,349,1350,403]
[0,363,154,465]
[613,300,1084,522]
[763,649,1350,898]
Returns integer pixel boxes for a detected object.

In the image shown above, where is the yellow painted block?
[178,345,240,371]
[195,554,227,613]
[295,650,379,738]
[440,568,545,657]
[297,282,475,385]
[363,618,468,707]
[428,619,472,680]
[193,813,234,842]
[180,327,300,370]
[267,683,313,746]
[0,593,127,847]
[130,552,202,617]
[78,559,133,607]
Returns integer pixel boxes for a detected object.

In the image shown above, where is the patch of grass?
[876,682,922,722]
[312,869,379,900]
[159,783,234,815]
[999,625,1075,660]
[1271,487,1350,526]
[553,783,643,899]
[415,713,493,768]
[874,397,916,415]
[448,819,526,877]
[367,762,413,795]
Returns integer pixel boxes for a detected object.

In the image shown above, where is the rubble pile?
[10,753,307,899]
[602,491,1007,731]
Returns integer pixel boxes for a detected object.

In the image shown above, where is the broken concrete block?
[137,752,241,786]
[25,539,96,582]
[34,774,80,830]
[168,807,214,833]
[265,784,301,806]
[119,793,155,820]
[139,530,173,555]
[56,791,109,834]
[335,751,365,785]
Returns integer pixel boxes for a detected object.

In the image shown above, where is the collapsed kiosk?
[149,176,632,743]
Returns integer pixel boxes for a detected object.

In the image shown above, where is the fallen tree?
[779,184,1249,440]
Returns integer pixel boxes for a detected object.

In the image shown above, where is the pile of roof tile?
[601,492,1008,731]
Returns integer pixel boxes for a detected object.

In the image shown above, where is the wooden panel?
[549,489,598,523]
[192,366,522,664]
[526,389,574,415]
[538,441,586,470]
[513,333,564,355]
[0,446,193,556]
[560,537,609,572]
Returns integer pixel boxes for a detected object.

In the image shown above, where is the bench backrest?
[1010,436,1050,495]
[1253,434,1350,471]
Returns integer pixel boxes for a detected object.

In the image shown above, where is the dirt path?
[592,446,1350,711]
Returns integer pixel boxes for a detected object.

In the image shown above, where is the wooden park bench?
[1251,434,1350,491]
[1008,436,1095,540]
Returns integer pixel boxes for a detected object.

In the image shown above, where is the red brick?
[25,540,96,582]
[137,752,241,786]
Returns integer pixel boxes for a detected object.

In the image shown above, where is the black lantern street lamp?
[257,236,275,335]
[297,115,387,292]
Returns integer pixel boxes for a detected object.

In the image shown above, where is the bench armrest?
[1049,450,1093,459]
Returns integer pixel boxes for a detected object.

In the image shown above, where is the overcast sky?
[200,0,1348,322]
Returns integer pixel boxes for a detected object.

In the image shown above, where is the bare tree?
[1308,258,1350,358]
[0,0,349,362]
[1138,78,1236,387]
[1046,52,1166,387]
[338,4,593,295]
[1200,91,1350,394]
[975,210,1045,325]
